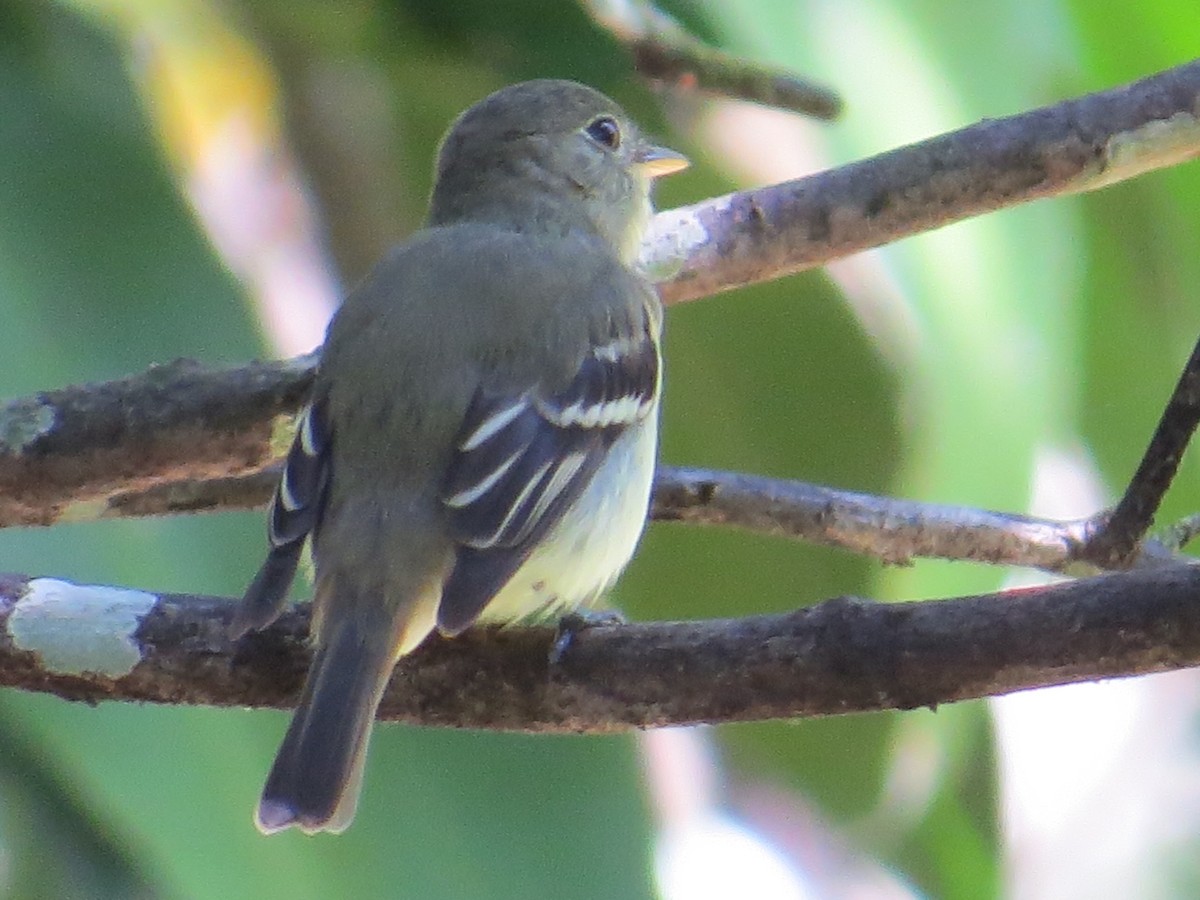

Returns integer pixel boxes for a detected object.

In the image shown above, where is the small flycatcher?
[232,79,687,834]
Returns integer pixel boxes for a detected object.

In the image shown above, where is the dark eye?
[585,116,621,150]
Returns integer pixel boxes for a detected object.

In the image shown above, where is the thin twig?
[653,466,1098,570]
[1085,334,1200,568]
[1162,512,1200,553]
[581,0,842,119]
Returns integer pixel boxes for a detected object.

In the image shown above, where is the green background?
[2,1,1199,897]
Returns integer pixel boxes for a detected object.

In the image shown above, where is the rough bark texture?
[2,566,1198,732]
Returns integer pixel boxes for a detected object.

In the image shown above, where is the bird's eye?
[585,116,621,150]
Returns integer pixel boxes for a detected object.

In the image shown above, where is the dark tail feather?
[230,543,303,640]
[255,618,396,835]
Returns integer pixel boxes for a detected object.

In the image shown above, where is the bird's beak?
[635,144,689,178]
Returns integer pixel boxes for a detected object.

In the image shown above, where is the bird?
[230,78,687,835]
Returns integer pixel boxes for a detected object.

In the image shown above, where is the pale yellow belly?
[476,412,658,624]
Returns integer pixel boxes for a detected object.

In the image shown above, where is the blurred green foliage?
[2,1,1199,898]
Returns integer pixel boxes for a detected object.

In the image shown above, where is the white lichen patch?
[0,398,56,452]
[8,578,157,677]
[641,206,712,283]
[1086,111,1200,192]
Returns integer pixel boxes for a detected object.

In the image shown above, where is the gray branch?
[647,58,1200,305]
[0,355,315,526]
[2,566,1198,732]
[2,356,1175,573]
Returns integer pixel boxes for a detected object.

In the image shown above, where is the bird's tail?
[255,615,398,835]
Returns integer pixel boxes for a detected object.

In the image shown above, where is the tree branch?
[654,466,1101,570]
[648,58,1200,304]
[2,566,1199,732]
[0,357,1185,572]
[1085,332,1200,568]
[580,0,842,119]
[0,355,315,526]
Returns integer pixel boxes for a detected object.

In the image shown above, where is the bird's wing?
[230,399,332,638]
[437,314,660,634]
[269,399,332,546]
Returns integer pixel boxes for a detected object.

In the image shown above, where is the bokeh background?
[2,2,1200,898]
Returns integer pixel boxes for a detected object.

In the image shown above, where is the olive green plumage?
[233,79,686,835]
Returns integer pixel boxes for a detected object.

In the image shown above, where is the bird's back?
[318,222,649,480]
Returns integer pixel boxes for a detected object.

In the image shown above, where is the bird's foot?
[549,608,626,665]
